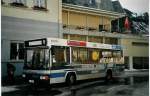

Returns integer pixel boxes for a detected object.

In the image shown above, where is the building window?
[88,36,103,43]
[70,34,86,41]
[142,57,149,69]
[33,0,47,11]
[133,57,149,69]
[63,34,68,39]
[132,42,149,46]
[10,42,24,60]
[11,0,26,7]
[1,0,5,5]
[105,37,118,44]
[124,56,129,69]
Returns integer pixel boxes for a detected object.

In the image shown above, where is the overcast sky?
[113,0,149,14]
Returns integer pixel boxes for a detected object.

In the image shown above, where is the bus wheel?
[66,73,76,86]
[105,69,113,83]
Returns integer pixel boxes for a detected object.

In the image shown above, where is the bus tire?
[66,73,76,86]
[105,69,113,83]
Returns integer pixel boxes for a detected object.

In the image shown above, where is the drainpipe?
[58,0,62,38]
[117,18,120,32]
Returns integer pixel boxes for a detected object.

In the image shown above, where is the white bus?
[22,38,124,85]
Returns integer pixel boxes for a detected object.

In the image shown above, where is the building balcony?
[62,25,148,40]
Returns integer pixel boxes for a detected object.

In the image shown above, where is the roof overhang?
[62,3,126,19]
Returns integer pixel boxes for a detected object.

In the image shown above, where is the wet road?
[2,75,149,96]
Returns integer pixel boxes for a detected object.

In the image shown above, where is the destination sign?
[25,39,47,47]
[29,40,42,46]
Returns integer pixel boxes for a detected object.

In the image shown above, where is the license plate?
[29,80,34,83]
[32,75,39,78]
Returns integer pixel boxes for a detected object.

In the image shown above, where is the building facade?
[61,1,149,71]
[1,0,62,77]
[121,37,149,70]
[1,0,149,77]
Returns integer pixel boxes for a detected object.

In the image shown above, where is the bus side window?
[51,47,56,64]
[45,50,49,66]
[51,47,55,56]
[66,47,70,64]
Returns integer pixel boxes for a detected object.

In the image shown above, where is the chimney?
[95,0,101,8]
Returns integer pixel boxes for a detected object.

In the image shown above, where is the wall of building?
[120,38,149,70]
[121,38,149,57]
[1,16,61,77]
[62,3,149,70]
[2,0,62,23]
[1,0,62,77]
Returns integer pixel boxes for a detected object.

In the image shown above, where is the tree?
[143,12,149,25]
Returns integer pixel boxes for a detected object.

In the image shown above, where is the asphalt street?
[2,71,149,96]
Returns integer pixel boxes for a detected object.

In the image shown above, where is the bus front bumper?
[22,74,50,85]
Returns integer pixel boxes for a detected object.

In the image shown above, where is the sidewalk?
[124,69,149,76]
[125,69,149,72]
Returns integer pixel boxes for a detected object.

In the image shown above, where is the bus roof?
[25,37,123,50]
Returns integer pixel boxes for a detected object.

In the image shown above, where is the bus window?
[88,49,100,64]
[113,51,121,57]
[113,51,123,64]
[79,48,88,64]
[51,46,69,66]
[25,48,49,69]
[72,47,78,63]
[100,51,113,64]
[72,47,88,64]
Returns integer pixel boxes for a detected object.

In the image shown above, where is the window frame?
[132,42,149,46]
[10,41,24,61]
[1,0,5,5]
[33,0,47,11]
[10,0,27,7]
[133,57,149,69]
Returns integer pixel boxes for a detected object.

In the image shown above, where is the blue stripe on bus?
[51,66,73,70]
[50,73,65,78]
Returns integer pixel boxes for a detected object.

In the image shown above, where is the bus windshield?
[24,48,49,70]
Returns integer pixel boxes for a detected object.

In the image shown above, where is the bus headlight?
[40,76,49,80]
[22,74,26,78]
